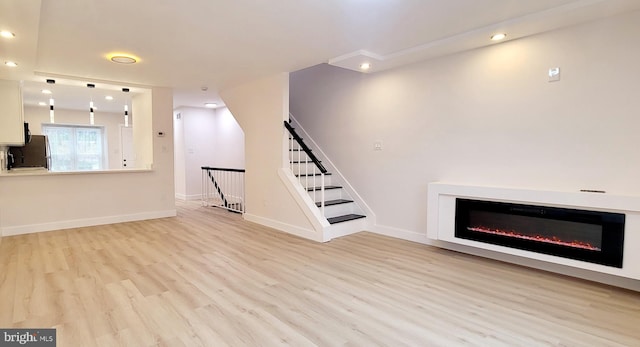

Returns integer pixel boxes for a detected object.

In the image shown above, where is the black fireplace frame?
[455,199,625,268]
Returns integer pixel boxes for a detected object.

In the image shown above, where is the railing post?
[320,173,325,217]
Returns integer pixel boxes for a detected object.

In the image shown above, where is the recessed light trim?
[41,89,52,95]
[491,33,507,41]
[0,31,15,39]
[4,61,17,67]
[204,102,217,108]
[38,101,47,106]
[110,55,138,64]
[105,95,114,101]
[360,63,371,70]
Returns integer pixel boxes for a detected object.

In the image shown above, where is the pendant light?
[87,83,95,125]
[124,104,129,127]
[89,100,95,125]
[49,98,55,123]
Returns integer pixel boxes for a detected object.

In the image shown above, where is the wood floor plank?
[0,200,639,346]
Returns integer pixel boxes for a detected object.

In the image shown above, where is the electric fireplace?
[455,199,625,268]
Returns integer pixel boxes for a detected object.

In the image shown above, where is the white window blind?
[43,124,106,171]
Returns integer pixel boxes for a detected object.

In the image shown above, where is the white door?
[120,126,136,168]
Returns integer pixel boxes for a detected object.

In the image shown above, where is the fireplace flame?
[467,226,601,251]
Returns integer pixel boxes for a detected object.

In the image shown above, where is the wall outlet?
[374,141,383,151]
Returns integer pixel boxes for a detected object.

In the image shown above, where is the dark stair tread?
[327,214,366,224]
[315,199,353,207]
[289,148,309,151]
[307,185,342,191]
[290,160,320,163]
[295,173,331,177]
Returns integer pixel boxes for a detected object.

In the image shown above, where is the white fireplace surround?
[427,183,640,281]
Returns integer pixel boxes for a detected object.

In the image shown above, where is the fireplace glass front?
[455,199,625,268]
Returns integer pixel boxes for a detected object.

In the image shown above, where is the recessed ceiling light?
[4,61,17,67]
[105,95,114,100]
[491,33,507,41]
[38,101,47,106]
[360,63,371,70]
[41,89,52,94]
[0,31,15,39]
[204,103,217,108]
[109,54,138,64]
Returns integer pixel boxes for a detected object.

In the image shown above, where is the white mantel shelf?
[427,182,640,282]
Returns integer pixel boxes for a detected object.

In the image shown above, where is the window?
[42,124,106,171]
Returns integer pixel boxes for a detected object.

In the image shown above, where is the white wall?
[290,11,640,238]
[24,106,130,170]
[213,107,245,169]
[221,73,315,235]
[0,87,175,236]
[173,106,245,200]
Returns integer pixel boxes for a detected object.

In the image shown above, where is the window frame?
[42,123,108,172]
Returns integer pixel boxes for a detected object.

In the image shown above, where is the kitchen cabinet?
[0,79,25,146]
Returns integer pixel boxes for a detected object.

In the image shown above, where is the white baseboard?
[1,210,177,237]
[369,223,431,244]
[175,194,202,201]
[243,213,324,242]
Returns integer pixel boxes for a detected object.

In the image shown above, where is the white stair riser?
[307,188,343,202]
[320,202,357,218]
[297,175,332,188]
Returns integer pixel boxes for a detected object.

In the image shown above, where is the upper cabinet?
[0,79,25,146]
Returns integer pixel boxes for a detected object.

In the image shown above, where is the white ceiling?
[1,0,640,112]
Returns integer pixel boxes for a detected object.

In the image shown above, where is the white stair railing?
[201,166,245,213]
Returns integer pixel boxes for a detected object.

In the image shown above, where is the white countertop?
[0,168,153,177]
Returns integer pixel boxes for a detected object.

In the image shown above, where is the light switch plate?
[374,141,383,151]
[548,67,560,82]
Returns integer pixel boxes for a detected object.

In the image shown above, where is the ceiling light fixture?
[42,89,52,94]
[0,31,15,39]
[360,63,371,70]
[105,95,114,101]
[491,33,507,41]
[38,101,46,106]
[108,54,138,64]
[4,61,17,67]
[204,102,217,108]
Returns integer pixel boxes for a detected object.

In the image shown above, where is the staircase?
[285,121,366,226]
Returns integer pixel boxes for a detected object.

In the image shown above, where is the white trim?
[175,193,202,201]
[243,213,324,242]
[370,223,431,244]
[1,210,177,236]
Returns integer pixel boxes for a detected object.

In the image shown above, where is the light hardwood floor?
[1,201,639,346]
